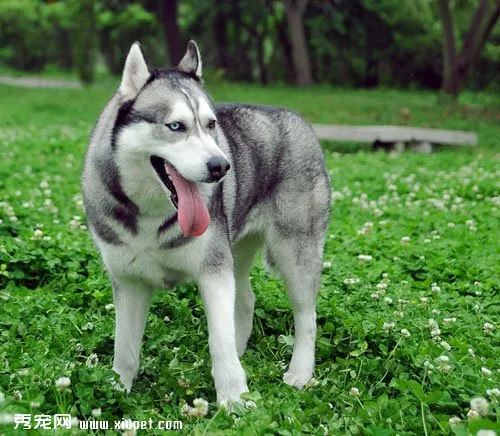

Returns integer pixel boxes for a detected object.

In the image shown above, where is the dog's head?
[113,41,229,237]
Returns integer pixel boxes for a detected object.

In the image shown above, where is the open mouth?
[150,156,179,208]
[150,155,210,237]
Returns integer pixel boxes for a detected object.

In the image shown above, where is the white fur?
[167,101,195,126]
[119,43,150,100]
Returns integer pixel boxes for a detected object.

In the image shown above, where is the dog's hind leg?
[265,233,324,389]
[233,235,263,357]
[111,278,153,391]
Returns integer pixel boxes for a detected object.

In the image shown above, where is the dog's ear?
[119,42,150,100]
[177,41,202,79]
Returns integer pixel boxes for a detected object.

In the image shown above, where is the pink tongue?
[166,163,210,237]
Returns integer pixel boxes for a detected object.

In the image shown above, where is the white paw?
[216,383,248,406]
[283,370,312,389]
[219,399,257,413]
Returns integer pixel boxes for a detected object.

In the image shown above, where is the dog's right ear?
[119,42,150,100]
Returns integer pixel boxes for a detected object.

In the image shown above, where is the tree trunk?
[276,20,295,83]
[438,0,500,99]
[74,0,96,84]
[437,0,458,97]
[160,0,184,66]
[284,0,313,86]
[214,8,229,71]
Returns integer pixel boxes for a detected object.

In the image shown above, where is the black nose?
[206,157,230,182]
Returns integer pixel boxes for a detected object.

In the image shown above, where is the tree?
[160,0,184,65]
[74,0,97,84]
[437,0,500,99]
[283,0,313,86]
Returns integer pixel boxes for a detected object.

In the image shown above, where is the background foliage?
[0,0,498,91]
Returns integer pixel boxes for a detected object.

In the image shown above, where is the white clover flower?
[448,416,460,425]
[427,319,439,330]
[40,180,49,189]
[382,322,396,331]
[86,353,99,368]
[323,261,332,268]
[370,293,380,300]
[447,222,456,228]
[423,361,435,370]
[401,236,410,244]
[91,408,102,418]
[349,387,360,396]
[467,409,479,419]
[432,309,441,315]
[70,216,82,229]
[439,365,452,373]
[476,430,496,436]
[437,355,450,363]
[420,297,429,304]
[343,278,360,286]
[13,391,22,400]
[431,329,441,339]
[384,297,393,304]
[55,376,71,389]
[440,341,451,351]
[181,403,191,416]
[474,281,482,287]
[470,397,489,416]
[82,322,94,331]
[192,398,209,417]
[394,311,404,318]
[483,322,494,335]
[400,329,411,337]
[105,303,114,311]
[431,283,441,293]
[443,317,457,324]
[486,388,499,398]
[468,348,475,357]
[358,254,373,262]
[31,229,44,240]
[481,367,492,377]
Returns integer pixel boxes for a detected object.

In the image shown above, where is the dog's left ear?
[119,42,150,100]
[177,41,202,79]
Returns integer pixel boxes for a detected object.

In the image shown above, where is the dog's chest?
[103,214,210,288]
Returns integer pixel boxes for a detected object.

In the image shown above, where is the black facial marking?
[111,99,135,150]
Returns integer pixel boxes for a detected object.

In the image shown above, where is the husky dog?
[82,41,331,404]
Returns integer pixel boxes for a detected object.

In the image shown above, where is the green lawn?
[0,80,499,435]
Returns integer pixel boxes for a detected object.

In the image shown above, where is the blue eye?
[167,122,184,131]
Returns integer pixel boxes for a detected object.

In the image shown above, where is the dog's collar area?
[150,156,179,208]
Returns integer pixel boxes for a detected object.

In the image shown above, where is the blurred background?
[0,0,498,100]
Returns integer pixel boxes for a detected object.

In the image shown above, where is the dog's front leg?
[112,278,153,392]
[198,270,248,405]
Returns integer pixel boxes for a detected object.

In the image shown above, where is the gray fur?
[81,41,331,404]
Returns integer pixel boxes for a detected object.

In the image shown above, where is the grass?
[0,78,499,435]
